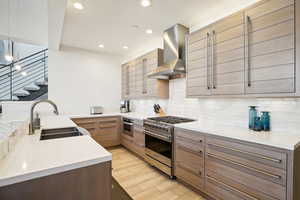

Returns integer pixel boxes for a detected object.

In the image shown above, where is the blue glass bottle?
[249,106,257,130]
[253,116,262,131]
[261,111,270,131]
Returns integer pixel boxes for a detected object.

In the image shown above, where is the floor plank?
[109,147,206,200]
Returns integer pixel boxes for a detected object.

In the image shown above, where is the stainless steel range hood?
[148,24,189,80]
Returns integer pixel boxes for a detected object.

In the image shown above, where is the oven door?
[145,131,172,167]
[123,119,133,137]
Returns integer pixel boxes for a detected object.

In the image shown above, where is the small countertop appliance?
[90,106,103,115]
[120,100,130,113]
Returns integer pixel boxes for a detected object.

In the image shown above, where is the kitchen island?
[0,116,112,200]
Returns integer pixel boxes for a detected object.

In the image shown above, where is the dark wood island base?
[0,161,112,200]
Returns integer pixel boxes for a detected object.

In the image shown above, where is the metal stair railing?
[0,48,48,100]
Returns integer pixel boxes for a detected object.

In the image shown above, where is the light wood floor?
[109,147,206,200]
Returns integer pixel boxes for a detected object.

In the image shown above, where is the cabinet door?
[245,0,295,94]
[121,64,129,99]
[96,117,121,147]
[211,12,245,95]
[135,58,143,98]
[146,50,160,97]
[128,62,136,98]
[186,27,212,97]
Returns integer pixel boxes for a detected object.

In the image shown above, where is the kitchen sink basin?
[40,127,83,140]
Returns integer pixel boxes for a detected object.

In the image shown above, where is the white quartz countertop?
[0,116,112,187]
[174,121,300,151]
[69,113,122,119]
[69,112,156,121]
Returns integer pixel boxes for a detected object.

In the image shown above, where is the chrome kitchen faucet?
[29,99,59,135]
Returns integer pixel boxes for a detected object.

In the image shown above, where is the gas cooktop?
[146,116,195,124]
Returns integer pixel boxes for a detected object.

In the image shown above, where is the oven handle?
[123,122,133,126]
[144,130,172,142]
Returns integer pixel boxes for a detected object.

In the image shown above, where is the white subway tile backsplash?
[132,79,300,135]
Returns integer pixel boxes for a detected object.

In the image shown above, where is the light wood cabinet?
[205,136,286,200]
[121,120,145,158]
[121,49,169,99]
[72,117,121,148]
[186,0,299,97]
[174,127,300,200]
[0,162,112,200]
[174,129,205,190]
[245,0,295,94]
[186,27,211,97]
[210,12,245,95]
[121,63,130,99]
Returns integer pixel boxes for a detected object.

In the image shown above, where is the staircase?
[0,49,48,101]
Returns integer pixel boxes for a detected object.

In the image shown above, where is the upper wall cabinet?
[186,27,211,97]
[187,0,299,98]
[210,12,245,95]
[121,49,169,100]
[121,63,130,99]
[245,0,295,94]
[187,12,245,97]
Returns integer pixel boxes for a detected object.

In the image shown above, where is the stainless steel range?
[144,116,195,178]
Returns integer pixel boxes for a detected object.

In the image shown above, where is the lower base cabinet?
[72,116,121,148]
[121,122,145,158]
[174,129,205,191]
[174,128,300,200]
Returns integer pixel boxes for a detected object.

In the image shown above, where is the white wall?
[48,46,122,115]
[0,0,48,46]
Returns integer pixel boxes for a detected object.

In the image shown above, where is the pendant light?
[4,41,13,62]
[4,0,13,63]
[14,53,22,71]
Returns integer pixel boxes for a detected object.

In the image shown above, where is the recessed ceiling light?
[73,2,84,10]
[4,54,13,62]
[21,71,27,76]
[98,44,104,48]
[15,64,22,71]
[140,0,151,7]
[123,46,129,49]
[146,29,153,34]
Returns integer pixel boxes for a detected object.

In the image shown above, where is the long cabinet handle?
[246,16,251,87]
[206,175,259,200]
[207,153,282,180]
[207,143,282,164]
[207,32,210,90]
[211,30,216,89]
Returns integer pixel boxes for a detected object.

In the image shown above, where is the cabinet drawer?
[72,118,98,124]
[77,122,97,130]
[206,136,287,170]
[122,135,134,150]
[175,128,204,144]
[175,164,204,190]
[98,127,119,139]
[175,141,204,174]
[205,173,279,200]
[175,142,204,169]
[205,153,286,200]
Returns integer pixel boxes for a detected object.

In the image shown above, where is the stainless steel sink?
[40,127,83,140]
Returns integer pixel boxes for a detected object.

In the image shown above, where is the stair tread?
[14,90,30,97]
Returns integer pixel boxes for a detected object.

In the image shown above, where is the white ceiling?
[61,0,258,59]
